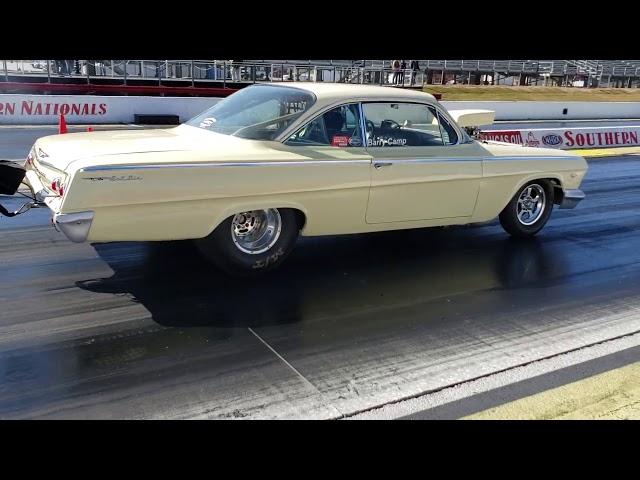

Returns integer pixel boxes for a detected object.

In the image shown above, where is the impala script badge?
[82,175,143,182]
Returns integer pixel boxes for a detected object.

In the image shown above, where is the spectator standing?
[391,59,401,85]
[55,59,67,76]
[230,59,243,82]
[399,60,407,85]
[410,60,420,85]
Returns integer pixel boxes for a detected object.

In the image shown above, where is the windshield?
[186,85,316,140]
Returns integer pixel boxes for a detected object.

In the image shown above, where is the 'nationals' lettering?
[12,101,107,116]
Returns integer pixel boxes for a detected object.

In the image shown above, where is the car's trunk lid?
[32,128,193,171]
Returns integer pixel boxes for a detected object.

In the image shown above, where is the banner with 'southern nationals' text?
[479,126,640,150]
[0,94,220,124]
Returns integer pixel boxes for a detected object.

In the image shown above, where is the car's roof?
[255,82,438,104]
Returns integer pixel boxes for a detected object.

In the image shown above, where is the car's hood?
[33,125,256,171]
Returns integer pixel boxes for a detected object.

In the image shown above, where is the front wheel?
[499,181,554,237]
[195,208,300,276]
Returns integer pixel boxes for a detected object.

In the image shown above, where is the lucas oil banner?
[479,126,640,150]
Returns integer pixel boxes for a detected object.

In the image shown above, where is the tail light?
[51,177,64,196]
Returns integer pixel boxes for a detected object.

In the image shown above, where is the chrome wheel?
[517,184,546,226]
[230,209,282,254]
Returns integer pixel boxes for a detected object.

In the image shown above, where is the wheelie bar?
[0,160,46,217]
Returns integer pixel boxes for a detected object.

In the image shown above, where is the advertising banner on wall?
[479,126,640,149]
[0,94,221,125]
[1,94,639,125]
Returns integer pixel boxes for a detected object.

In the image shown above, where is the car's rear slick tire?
[195,208,300,276]
[499,180,555,238]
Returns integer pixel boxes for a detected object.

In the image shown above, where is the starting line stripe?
[573,146,640,157]
[463,361,640,420]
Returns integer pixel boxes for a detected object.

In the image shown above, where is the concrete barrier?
[0,94,221,125]
[1,94,639,125]
[440,101,640,121]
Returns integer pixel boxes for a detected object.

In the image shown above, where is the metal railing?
[0,60,432,86]
[3,60,640,88]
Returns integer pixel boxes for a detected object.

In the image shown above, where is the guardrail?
[1,60,434,87]
[3,60,640,89]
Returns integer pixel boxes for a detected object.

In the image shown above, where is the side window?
[438,112,459,145]
[285,104,363,147]
[362,103,445,147]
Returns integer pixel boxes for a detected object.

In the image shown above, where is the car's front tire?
[195,208,300,276]
[499,180,555,237]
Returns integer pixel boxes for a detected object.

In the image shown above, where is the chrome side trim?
[436,111,448,147]
[559,189,585,209]
[483,155,584,162]
[78,155,582,173]
[373,157,480,164]
[358,102,367,148]
[54,211,94,242]
[79,160,373,172]
[368,155,581,164]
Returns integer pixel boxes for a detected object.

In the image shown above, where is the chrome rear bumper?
[559,189,585,209]
[53,211,94,242]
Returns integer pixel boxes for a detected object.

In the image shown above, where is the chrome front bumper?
[53,211,94,242]
[559,189,585,209]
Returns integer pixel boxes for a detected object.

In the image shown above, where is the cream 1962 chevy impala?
[2,83,587,275]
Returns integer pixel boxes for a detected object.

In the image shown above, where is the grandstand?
[1,60,639,95]
[247,60,640,87]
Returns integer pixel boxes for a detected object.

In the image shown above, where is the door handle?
[374,162,393,169]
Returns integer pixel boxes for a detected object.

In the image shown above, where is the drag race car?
[0,83,588,275]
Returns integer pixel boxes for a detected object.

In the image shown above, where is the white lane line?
[247,327,317,390]
[247,327,343,418]
[348,329,640,420]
